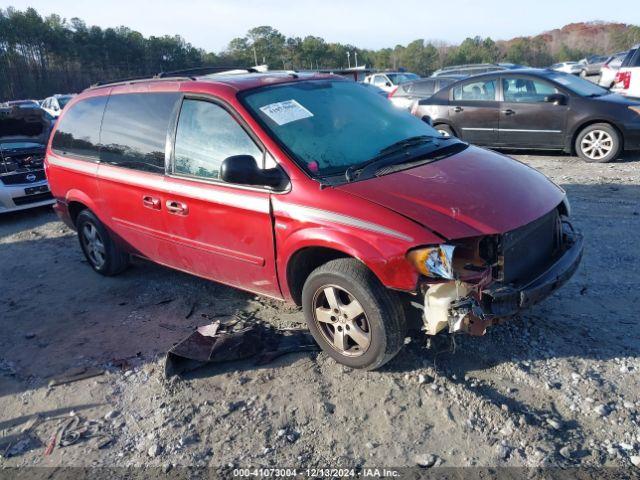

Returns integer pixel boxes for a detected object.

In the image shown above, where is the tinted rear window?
[100,93,179,173]
[51,96,107,160]
[412,80,436,95]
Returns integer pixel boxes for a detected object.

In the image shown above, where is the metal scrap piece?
[165,323,319,377]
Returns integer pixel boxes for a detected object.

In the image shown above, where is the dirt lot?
[1,151,639,475]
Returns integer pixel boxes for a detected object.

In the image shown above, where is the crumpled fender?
[276,224,422,301]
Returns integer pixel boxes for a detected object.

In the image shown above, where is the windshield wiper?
[378,135,436,154]
[344,135,441,182]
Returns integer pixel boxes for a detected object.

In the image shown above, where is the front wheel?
[575,123,621,163]
[301,259,406,370]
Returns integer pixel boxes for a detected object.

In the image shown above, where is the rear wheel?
[435,124,455,138]
[302,258,406,370]
[575,123,621,163]
[76,210,129,276]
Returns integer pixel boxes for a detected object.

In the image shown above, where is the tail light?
[387,86,398,98]
[616,71,631,89]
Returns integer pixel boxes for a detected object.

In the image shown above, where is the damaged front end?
[409,206,583,336]
[0,106,51,183]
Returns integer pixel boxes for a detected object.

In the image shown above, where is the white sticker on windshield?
[259,99,313,126]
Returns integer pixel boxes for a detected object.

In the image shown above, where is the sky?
[5,0,640,52]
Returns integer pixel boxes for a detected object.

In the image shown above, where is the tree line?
[2,6,640,101]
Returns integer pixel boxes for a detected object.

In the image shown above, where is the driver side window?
[502,78,558,103]
[173,99,262,180]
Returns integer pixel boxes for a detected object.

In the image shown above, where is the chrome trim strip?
[499,129,562,133]
[283,204,413,242]
[460,128,562,133]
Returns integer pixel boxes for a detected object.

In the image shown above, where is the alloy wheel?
[81,222,106,268]
[580,130,614,161]
[312,285,371,357]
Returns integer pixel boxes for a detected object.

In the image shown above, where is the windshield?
[241,80,441,176]
[387,73,419,84]
[546,72,609,96]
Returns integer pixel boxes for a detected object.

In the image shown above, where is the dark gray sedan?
[411,69,640,162]
[389,75,466,110]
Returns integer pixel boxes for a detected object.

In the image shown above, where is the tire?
[575,123,621,163]
[76,209,129,276]
[435,124,455,138]
[301,258,406,370]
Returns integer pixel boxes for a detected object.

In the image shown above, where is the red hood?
[336,146,565,240]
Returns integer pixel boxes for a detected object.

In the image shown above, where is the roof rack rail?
[157,66,258,78]
[87,66,259,90]
[91,74,159,87]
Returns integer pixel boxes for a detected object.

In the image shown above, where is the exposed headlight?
[407,245,456,279]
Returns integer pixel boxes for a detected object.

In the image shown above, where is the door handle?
[166,200,188,216]
[502,109,515,115]
[142,195,161,210]
[453,106,464,113]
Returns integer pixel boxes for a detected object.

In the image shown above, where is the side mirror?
[220,155,287,190]
[544,93,567,105]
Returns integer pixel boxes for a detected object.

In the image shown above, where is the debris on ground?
[165,321,319,377]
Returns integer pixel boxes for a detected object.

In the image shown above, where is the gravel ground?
[0,151,639,475]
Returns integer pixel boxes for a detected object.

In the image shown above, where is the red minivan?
[45,70,583,370]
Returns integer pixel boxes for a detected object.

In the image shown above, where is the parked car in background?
[1,99,40,109]
[550,61,582,75]
[389,75,466,109]
[612,45,640,99]
[577,55,608,77]
[363,71,419,93]
[599,51,628,88]
[0,104,55,213]
[46,70,582,370]
[431,63,523,77]
[411,69,640,162]
[41,94,75,118]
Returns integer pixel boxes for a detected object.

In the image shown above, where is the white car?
[599,51,627,88]
[550,62,582,75]
[0,106,54,213]
[363,72,419,93]
[612,45,640,99]
[41,94,74,118]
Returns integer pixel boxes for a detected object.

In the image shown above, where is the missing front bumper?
[422,231,584,336]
